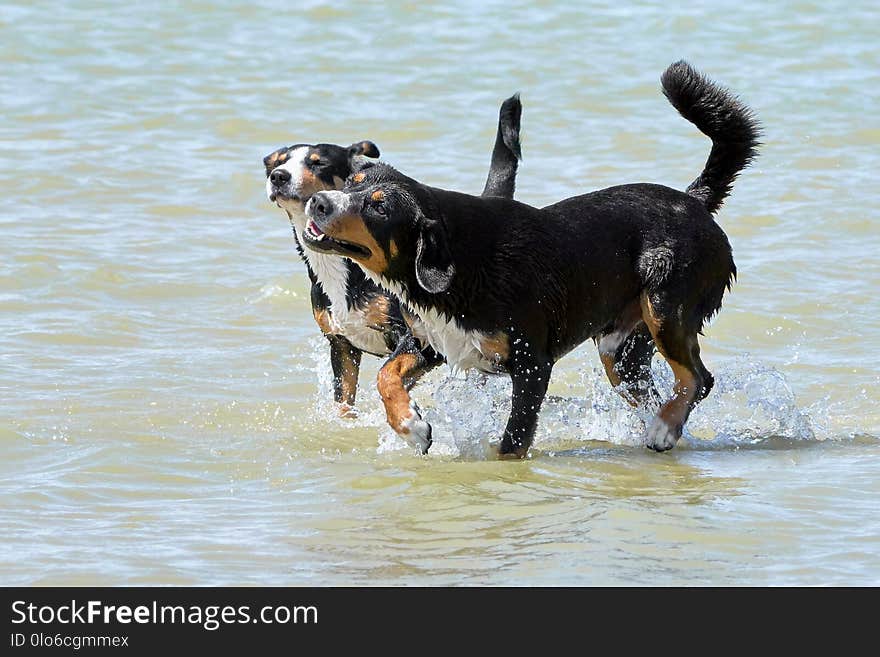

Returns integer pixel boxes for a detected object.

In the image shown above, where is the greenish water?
[1,0,879,585]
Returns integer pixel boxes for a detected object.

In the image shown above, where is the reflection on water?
[2,0,879,585]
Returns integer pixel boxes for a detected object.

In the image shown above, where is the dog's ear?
[263,147,290,176]
[348,140,380,159]
[415,213,455,293]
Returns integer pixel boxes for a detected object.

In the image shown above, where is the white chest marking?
[287,207,389,355]
[363,272,498,373]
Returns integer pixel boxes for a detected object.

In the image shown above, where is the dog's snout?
[311,192,334,217]
[270,168,291,186]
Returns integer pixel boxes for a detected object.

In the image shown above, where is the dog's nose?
[310,192,334,217]
[270,168,291,186]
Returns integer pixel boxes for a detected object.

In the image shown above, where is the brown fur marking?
[362,295,391,330]
[353,172,366,184]
[639,291,700,428]
[597,298,645,406]
[657,359,700,428]
[300,168,317,188]
[371,189,385,202]
[326,213,388,274]
[377,353,420,434]
[640,293,663,336]
[293,168,335,200]
[338,353,359,407]
[479,332,510,365]
[599,352,623,388]
[313,308,334,335]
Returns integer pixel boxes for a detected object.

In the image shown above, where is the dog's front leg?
[328,335,362,416]
[377,335,441,454]
[499,357,552,459]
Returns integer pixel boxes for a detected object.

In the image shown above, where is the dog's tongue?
[307,220,325,236]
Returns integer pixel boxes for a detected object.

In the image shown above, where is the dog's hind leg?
[328,335,362,416]
[377,336,442,454]
[639,291,712,452]
[614,326,661,409]
[597,299,659,409]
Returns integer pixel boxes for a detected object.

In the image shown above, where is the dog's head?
[302,163,455,294]
[263,140,380,214]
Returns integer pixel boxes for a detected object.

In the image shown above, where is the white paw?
[399,402,432,454]
[644,417,681,452]
[337,403,358,419]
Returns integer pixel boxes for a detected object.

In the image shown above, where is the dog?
[263,95,523,434]
[302,61,760,457]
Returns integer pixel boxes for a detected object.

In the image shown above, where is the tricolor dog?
[303,62,760,457]
[264,96,523,440]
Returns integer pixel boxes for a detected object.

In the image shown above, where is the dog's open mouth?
[301,219,371,258]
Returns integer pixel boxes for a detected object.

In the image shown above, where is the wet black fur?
[309,61,760,455]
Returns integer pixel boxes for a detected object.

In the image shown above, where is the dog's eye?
[373,201,386,216]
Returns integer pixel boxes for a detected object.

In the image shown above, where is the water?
[2,0,879,585]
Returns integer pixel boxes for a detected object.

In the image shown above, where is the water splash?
[310,336,389,432]
[308,338,840,458]
[682,356,820,449]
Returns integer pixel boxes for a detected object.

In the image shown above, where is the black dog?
[303,61,760,457]
[263,96,522,446]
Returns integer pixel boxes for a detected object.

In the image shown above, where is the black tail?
[661,61,760,215]
[481,93,523,199]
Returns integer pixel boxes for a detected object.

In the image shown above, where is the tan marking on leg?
[339,358,359,408]
[479,332,510,365]
[640,293,662,335]
[598,298,648,406]
[658,359,700,428]
[600,351,623,388]
[377,353,420,434]
[312,308,334,334]
[639,291,701,441]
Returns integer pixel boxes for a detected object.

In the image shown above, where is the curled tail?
[482,93,523,199]
[661,61,761,215]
